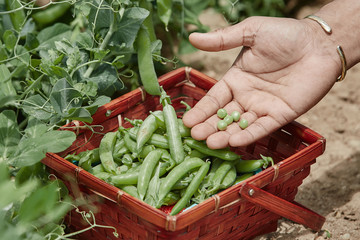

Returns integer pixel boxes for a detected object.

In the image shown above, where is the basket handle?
[239,183,325,231]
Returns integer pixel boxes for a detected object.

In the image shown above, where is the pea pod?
[235,155,274,173]
[160,88,185,164]
[5,0,25,32]
[177,119,191,137]
[136,110,163,152]
[139,145,156,159]
[123,130,137,157]
[206,161,234,195]
[184,138,241,161]
[93,172,112,182]
[137,149,163,200]
[78,148,100,170]
[156,157,205,208]
[129,127,169,149]
[99,131,118,174]
[89,163,106,175]
[32,2,72,27]
[170,161,210,215]
[163,191,180,206]
[234,173,254,184]
[120,185,139,199]
[109,166,141,186]
[136,26,161,95]
[219,165,237,189]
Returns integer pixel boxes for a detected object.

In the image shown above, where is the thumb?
[189,17,257,52]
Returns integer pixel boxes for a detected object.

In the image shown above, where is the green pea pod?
[129,127,169,149]
[163,191,180,206]
[78,148,100,171]
[150,110,165,128]
[139,145,156,159]
[110,170,139,186]
[235,155,273,173]
[184,138,241,161]
[88,163,105,175]
[113,145,129,162]
[219,165,237,189]
[94,172,112,182]
[121,185,139,199]
[32,3,72,27]
[137,149,163,200]
[121,153,133,166]
[136,26,161,95]
[159,149,176,171]
[187,149,207,159]
[123,130,137,157]
[160,89,185,164]
[206,161,234,195]
[156,157,205,208]
[136,110,163,152]
[5,0,25,32]
[99,132,118,174]
[234,173,254,184]
[177,119,191,137]
[170,161,210,215]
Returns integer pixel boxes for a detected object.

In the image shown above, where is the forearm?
[310,0,360,69]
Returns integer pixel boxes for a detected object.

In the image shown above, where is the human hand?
[182,16,342,149]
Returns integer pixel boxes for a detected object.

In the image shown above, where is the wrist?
[313,0,360,69]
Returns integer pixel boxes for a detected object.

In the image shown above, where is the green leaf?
[0,161,38,209]
[65,107,93,123]
[0,110,21,161]
[74,81,98,97]
[25,32,39,50]
[18,181,62,223]
[3,30,16,51]
[24,118,48,138]
[11,130,76,167]
[85,95,111,115]
[88,0,113,32]
[157,0,172,30]
[37,23,72,51]
[110,7,149,50]
[50,78,83,116]
[22,94,53,121]
[0,64,16,97]
[88,64,123,97]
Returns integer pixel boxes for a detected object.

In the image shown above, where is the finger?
[189,18,257,52]
[229,116,281,147]
[206,122,240,149]
[182,80,232,128]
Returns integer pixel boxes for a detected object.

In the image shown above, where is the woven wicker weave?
[43,67,326,240]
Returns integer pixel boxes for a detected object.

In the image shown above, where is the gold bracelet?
[305,14,347,82]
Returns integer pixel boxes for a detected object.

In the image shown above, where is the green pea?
[231,111,241,122]
[217,108,227,119]
[217,120,227,131]
[239,119,248,129]
[224,115,233,125]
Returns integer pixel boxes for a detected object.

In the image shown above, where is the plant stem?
[84,13,116,78]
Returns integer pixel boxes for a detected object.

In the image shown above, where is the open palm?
[183,16,341,149]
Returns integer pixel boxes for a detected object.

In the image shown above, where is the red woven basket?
[42,67,326,240]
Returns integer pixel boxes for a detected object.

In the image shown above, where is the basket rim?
[42,67,326,232]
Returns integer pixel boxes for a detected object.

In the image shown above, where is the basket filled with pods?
[43,67,326,240]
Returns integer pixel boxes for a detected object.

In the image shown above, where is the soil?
[180,3,360,240]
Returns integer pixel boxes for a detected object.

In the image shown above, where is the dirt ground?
[181,3,360,240]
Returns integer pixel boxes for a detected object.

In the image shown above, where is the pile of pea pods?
[65,88,273,215]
